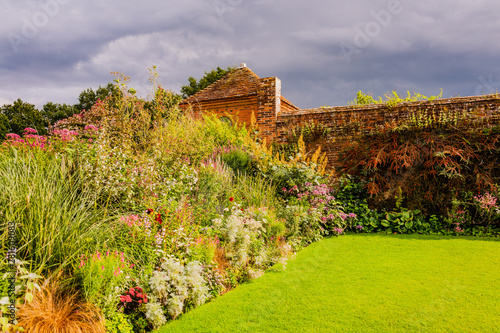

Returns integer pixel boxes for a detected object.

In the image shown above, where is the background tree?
[0,99,47,135]
[180,66,234,99]
[0,113,10,141]
[41,102,77,126]
[74,82,121,112]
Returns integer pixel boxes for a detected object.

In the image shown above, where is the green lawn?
[157,234,500,333]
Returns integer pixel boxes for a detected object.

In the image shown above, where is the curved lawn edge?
[156,234,500,333]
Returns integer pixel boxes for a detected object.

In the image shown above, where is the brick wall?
[178,67,500,171]
[181,95,258,127]
[257,77,281,141]
[276,94,500,169]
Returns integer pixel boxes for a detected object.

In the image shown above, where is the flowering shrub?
[212,201,292,281]
[472,191,500,229]
[281,182,356,238]
[445,206,470,234]
[76,249,133,315]
[148,257,211,320]
[116,286,150,333]
[3,128,49,151]
[118,287,148,315]
[52,128,79,142]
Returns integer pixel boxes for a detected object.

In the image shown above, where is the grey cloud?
[0,0,499,109]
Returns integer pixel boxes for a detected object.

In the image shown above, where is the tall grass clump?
[0,148,110,277]
[230,172,278,209]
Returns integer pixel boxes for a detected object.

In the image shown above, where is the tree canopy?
[74,82,121,112]
[180,66,234,99]
[0,98,47,135]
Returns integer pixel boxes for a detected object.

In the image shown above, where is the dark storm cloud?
[1,0,499,108]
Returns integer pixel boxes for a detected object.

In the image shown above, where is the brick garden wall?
[182,95,258,127]
[275,94,500,170]
[178,67,500,171]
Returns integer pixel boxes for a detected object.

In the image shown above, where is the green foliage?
[287,119,331,143]
[0,99,47,135]
[180,66,234,99]
[0,150,110,277]
[74,82,121,112]
[280,205,324,245]
[221,148,251,174]
[143,87,182,122]
[349,91,381,105]
[331,174,381,231]
[349,89,443,107]
[41,102,77,126]
[105,311,133,333]
[229,172,278,210]
[0,114,9,141]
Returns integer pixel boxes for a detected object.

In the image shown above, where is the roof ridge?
[180,66,262,103]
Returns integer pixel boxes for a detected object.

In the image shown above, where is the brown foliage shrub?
[342,119,500,215]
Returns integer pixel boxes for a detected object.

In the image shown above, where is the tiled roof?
[281,96,300,111]
[180,67,261,103]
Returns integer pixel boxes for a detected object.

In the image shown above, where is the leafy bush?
[75,250,133,315]
[221,147,251,174]
[342,117,500,216]
[148,257,211,320]
[105,311,133,333]
[249,134,328,193]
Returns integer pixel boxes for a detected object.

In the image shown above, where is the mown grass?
[157,234,500,333]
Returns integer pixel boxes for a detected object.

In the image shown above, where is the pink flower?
[23,127,37,134]
[84,124,98,132]
[6,133,21,140]
[120,295,132,303]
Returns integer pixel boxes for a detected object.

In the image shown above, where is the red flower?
[155,214,162,224]
[146,208,153,214]
[120,295,132,303]
[241,209,244,212]
[229,197,234,202]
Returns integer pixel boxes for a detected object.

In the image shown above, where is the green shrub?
[104,311,133,333]
[75,249,133,314]
[221,148,251,174]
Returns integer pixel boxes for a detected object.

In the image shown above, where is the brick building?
[179,63,299,141]
[180,64,500,168]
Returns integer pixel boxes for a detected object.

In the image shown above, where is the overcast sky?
[1,0,500,110]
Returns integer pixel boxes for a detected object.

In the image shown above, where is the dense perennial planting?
[1,76,498,332]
